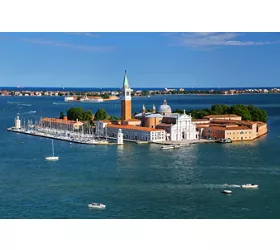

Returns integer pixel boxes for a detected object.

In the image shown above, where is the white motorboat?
[161,145,181,150]
[222,190,232,194]
[88,203,106,209]
[45,139,59,161]
[241,184,258,188]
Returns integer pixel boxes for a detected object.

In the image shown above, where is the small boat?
[161,145,181,150]
[222,190,232,194]
[45,139,59,161]
[241,184,258,188]
[88,203,106,210]
[216,138,232,143]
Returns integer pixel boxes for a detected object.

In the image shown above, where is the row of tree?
[174,104,268,122]
[59,107,120,122]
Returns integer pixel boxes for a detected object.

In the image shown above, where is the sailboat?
[45,139,59,161]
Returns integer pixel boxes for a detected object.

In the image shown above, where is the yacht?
[222,190,232,194]
[241,184,258,188]
[216,138,232,143]
[161,145,181,150]
[88,203,106,209]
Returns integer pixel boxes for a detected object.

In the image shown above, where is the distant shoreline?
[1,87,280,97]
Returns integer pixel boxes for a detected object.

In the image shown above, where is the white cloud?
[166,32,280,48]
[20,38,115,52]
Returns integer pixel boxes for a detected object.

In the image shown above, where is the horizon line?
[1,86,280,89]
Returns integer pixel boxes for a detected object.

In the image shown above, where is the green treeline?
[174,104,267,122]
[59,107,120,122]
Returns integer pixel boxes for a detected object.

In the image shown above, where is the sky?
[0,32,280,88]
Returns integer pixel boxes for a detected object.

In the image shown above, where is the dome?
[158,99,172,115]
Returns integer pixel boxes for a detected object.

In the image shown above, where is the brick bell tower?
[121,70,132,124]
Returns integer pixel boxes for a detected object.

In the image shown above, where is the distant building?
[80,95,104,102]
[96,122,165,142]
[203,114,242,121]
[40,117,83,131]
[194,116,268,141]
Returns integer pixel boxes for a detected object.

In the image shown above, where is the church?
[96,71,198,142]
[135,99,198,141]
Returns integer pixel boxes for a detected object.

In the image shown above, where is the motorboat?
[222,190,232,194]
[241,184,258,188]
[88,203,106,209]
[216,138,232,143]
[161,145,181,150]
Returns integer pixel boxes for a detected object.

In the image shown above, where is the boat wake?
[18,103,32,107]
[203,184,241,189]
[7,101,21,104]
[53,102,68,105]
[21,111,36,114]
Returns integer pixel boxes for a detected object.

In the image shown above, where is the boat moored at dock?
[161,145,181,150]
[216,138,232,143]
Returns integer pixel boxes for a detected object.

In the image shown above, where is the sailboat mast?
[52,140,54,157]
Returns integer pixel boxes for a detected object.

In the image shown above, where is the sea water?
[0,94,280,218]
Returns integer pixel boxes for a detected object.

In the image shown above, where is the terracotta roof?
[210,119,257,126]
[207,125,251,131]
[42,118,83,125]
[101,120,112,123]
[207,126,227,131]
[107,124,164,132]
[156,123,172,128]
[192,119,209,121]
[204,114,241,118]
[225,126,251,131]
[127,118,141,121]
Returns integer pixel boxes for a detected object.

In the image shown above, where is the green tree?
[67,107,84,121]
[94,108,107,121]
[101,93,109,99]
[82,110,93,121]
[230,104,252,120]
[247,105,267,122]
[211,104,230,114]
[141,90,149,96]
[59,112,65,119]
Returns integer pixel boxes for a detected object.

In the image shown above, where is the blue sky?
[0,32,280,88]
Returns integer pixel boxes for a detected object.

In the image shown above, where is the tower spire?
[152,104,156,113]
[123,70,129,89]
[142,104,146,114]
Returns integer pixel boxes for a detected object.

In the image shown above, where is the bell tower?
[121,70,132,124]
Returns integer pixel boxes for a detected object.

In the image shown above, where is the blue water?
[1,94,280,218]
[1,86,280,92]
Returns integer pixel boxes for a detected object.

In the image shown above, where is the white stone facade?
[157,113,198,141]
[96,121,165,142]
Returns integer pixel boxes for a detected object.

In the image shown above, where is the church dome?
[158,99,172,115]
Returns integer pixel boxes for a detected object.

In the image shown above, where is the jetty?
[7,116,116,145]
[7,127,115,145]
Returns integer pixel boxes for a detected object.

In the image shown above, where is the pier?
[7,127,115,145]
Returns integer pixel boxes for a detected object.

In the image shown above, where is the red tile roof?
[107,124,164,132]
[42,118,83,125]
[204,114,241,118]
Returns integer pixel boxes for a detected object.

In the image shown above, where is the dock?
[7,127,115,145]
